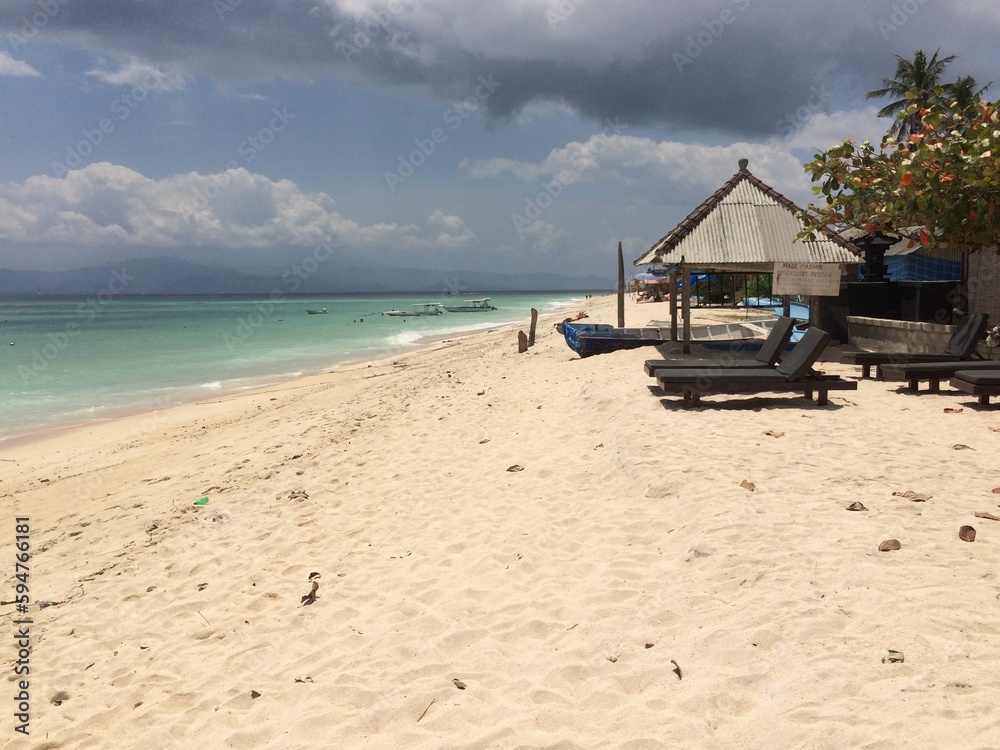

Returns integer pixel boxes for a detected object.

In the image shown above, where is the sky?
[0,0,997,280]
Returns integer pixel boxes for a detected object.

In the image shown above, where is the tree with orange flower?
[798,95,1000,255]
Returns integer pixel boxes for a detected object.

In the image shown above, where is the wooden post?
[528,308,538,346]
[958,247,970,320]
[681,264,691,354]
[669,271,678,341]
[517,330,528,353]
[617,241,625,328]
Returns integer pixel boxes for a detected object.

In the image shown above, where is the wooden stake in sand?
[517,330,528,353]
[528,308,538,347]
[617,241,625,328]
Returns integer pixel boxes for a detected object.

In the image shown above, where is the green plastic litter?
[193,496,209,506]
[882,650,904,663]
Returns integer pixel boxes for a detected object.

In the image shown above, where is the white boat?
[306,308,327,314]
[383,302,444,317]
[442,297,497,313]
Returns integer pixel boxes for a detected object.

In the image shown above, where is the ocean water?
[0,292,590,439]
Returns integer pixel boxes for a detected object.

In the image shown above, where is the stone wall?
[847,316,953,353]
[969,249,1000,323]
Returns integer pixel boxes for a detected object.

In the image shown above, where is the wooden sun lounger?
[949,371,1000,405]
[653,328,857,407]
[655,372,858,406]
[843,313,988,379]
[643,317,795,376]
[881,360,1000,392]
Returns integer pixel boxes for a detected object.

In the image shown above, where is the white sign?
[772,262,842,296]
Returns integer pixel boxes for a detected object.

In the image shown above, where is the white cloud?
[426,209,476,247]
[0,163,477,253]
[510,99,578,125]
[459,121,897,247]
[463,132,808,201]
[0,51,40,77]
[778,106,888,153]
[86,58,187,91]
[515,220,571,255]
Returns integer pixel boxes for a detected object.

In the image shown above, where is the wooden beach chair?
[653,328,857,407]
[844,313,989,379]
[880,360,1000,393]
[949,371,1000,405]
[642,317,796,376]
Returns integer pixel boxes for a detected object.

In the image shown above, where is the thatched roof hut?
[634,159,861,270]
[633,159,862,350]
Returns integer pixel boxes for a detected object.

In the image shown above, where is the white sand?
[4,295,1000,749]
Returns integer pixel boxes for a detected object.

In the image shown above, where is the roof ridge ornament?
[738,158,749,173]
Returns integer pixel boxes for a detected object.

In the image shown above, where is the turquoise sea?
[0,292,592,440]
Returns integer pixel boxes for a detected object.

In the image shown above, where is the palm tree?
[866,48,956,139]
[946,75,992,117]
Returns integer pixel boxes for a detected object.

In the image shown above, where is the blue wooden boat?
[560,318,790,358]
[560,323,659,357]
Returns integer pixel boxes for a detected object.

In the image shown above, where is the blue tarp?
[885,254,961,282]
[856,255,961,282]
[645,264,716,288]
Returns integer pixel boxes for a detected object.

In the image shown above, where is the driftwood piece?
[517,330,528,353]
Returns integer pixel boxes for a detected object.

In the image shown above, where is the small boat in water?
[442,297,497,313]
[383,302,444,317]
[306,308,328,314]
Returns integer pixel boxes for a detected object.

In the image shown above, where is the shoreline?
[0,298,586,448]
[0,292,786,450]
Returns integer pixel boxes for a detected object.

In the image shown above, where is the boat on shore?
[306,308,328,314]
[560,317,794,358]
[383,302,444,317]
[442,298,497,313]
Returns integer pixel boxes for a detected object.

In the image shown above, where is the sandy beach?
[4,295,1000,749]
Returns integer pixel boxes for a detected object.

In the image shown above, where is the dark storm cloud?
[2,0,996,137]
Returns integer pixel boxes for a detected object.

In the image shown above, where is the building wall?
[969,249,1000,324]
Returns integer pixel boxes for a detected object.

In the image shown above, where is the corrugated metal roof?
[633,164,861,269]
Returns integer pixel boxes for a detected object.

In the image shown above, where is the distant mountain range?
[0,256,611,296]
